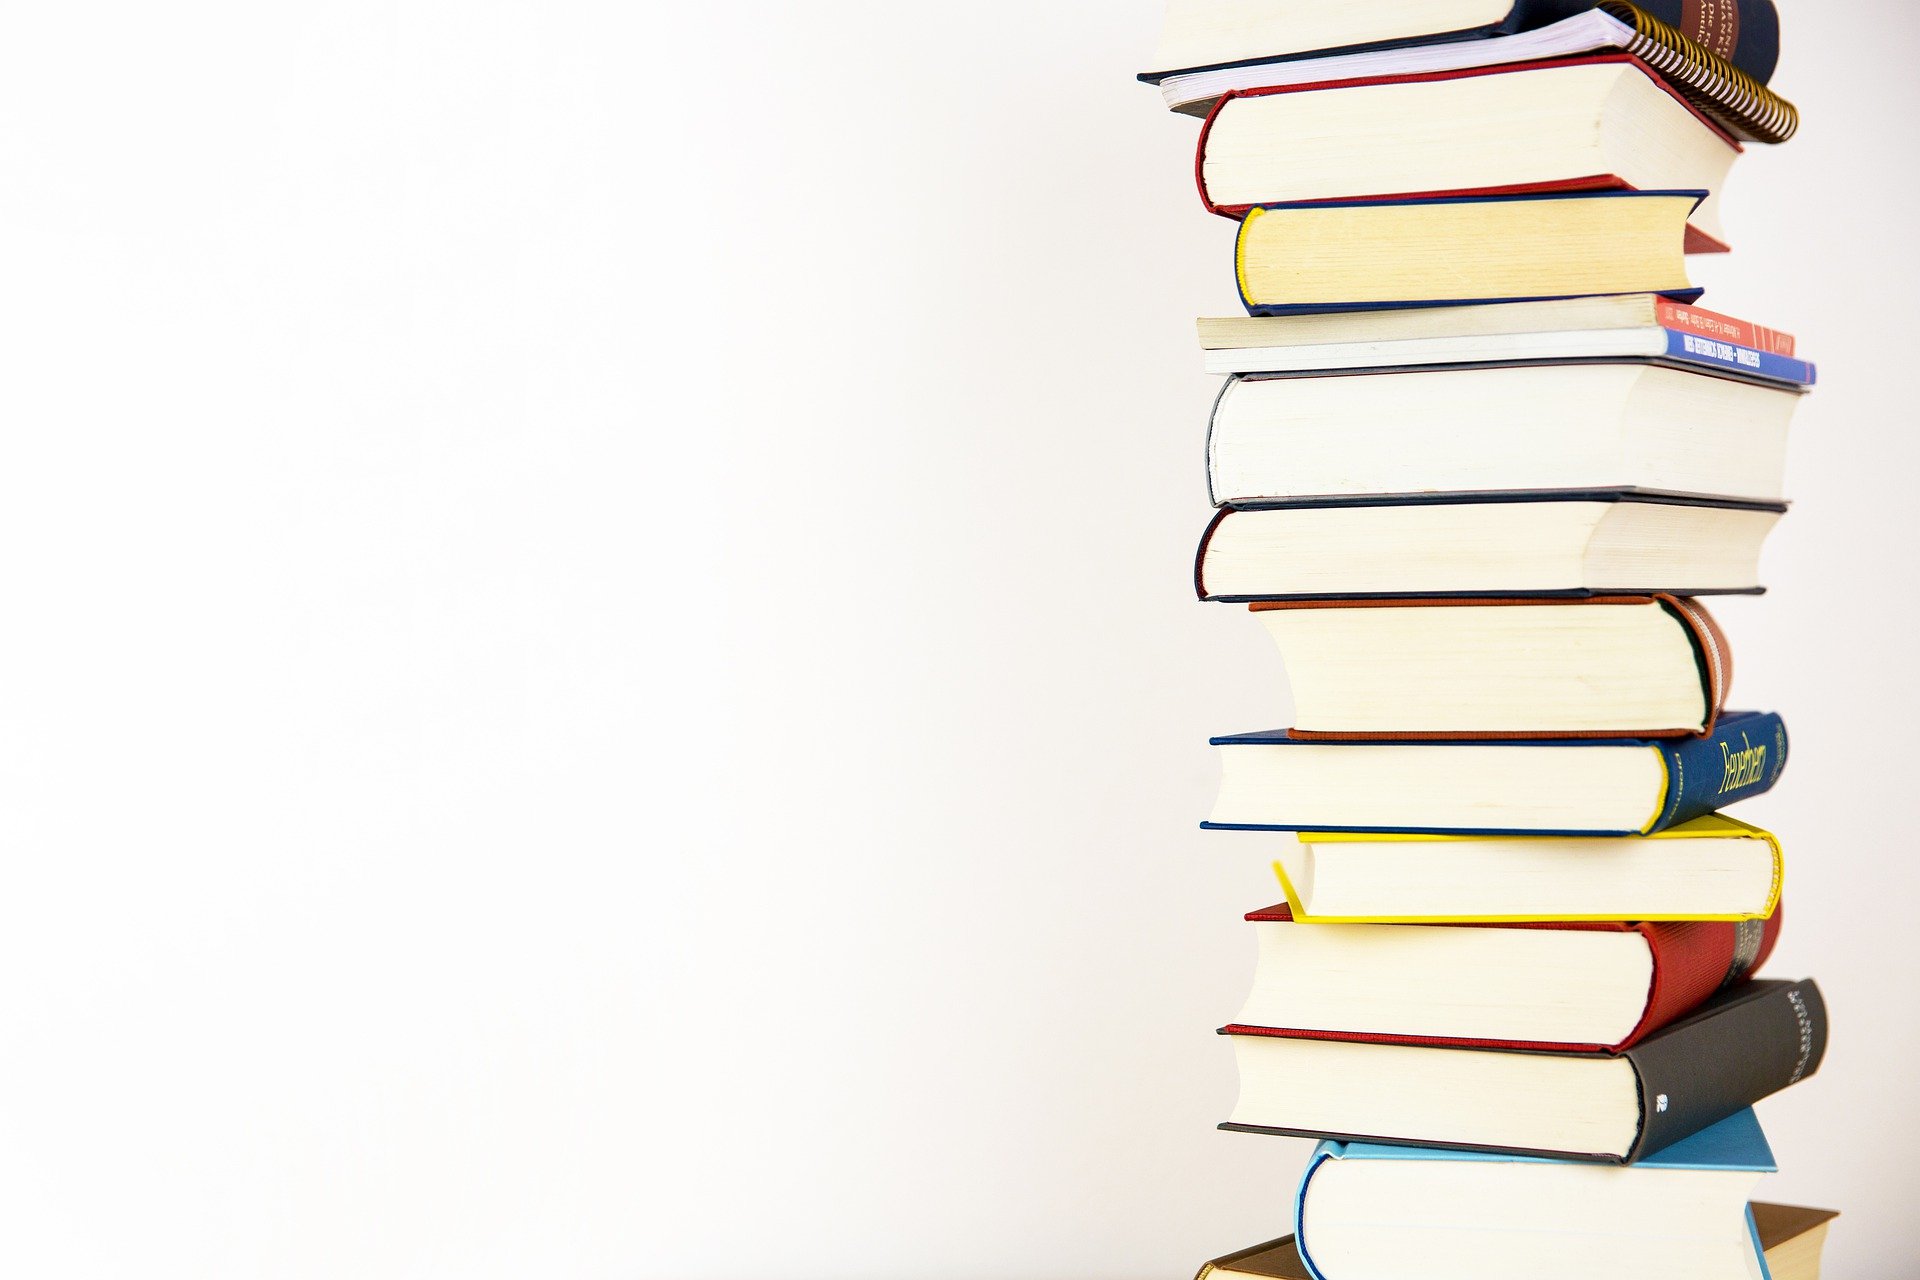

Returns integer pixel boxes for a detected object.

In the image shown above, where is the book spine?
[1292,1147,1338,1280]
[1194,93,1232,216]
[1624,979,1826,1161]
[1630,913,1783,1047]
[1194,508,1231,600]
[1657,302,1795,355]
[1659,595,1731,725]
[1662,329,1816,385]
[1745,1205,1776,1280]
[1648,713,1789,831]
[1204,377,1235,508]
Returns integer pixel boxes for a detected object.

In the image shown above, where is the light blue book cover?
[1292,1109,1775,1280]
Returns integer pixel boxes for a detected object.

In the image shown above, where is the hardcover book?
[1192,1203,1837,1280]
[1245,596,1733,740]
[1203,362,1807,507]
[1206,710,1788,835]
[1229,902,1781,1052]
[1289,1110,1782,1279]
[1267,814,1783,924]
[1232,190,1705,315]
[1223,981,1827,1162]
[1197,58,1741,253]
[1193,492,1784,602]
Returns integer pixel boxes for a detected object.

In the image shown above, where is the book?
[1191,1203,1837,1280]
[1205,335,1812,384]
[1222,981,1827,1162]
[1199,294,1796,358]
[1228,902,1780,1052]
[1151,6,1799,145]
[1751,1204,1844,1280]
[1204,710,1788,835]
[1233,190,1702,315]
[1197,58,1740,253]
[1245,596,1731,740]
[1267,814,1783,924]
[1206,365,1804,508]
[1290,1110,1778,1279]
[1193,493,1784,602]
[1146,0,1780,94]
[1204,317,1813,389]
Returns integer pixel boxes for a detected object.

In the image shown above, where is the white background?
[0,2,1911,1276]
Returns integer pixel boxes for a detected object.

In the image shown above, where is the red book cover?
[1194,55,1740,255]
[1656,301,1797,355]
[1226,903,1783,1055]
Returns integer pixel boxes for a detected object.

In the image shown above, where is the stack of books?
[1142,2,1841,1277]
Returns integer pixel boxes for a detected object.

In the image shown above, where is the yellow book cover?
[1273,814,1782,924]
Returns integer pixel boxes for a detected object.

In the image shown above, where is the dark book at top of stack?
[1145,0,1798,146]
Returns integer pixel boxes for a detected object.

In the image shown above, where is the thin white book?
[1154,9,1642,115]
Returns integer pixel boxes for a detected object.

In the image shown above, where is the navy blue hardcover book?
[1140,0,1779,87]
[1204,709,1788,836]
[1234,190,1705,318]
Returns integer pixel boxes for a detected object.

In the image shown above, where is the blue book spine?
[1749,1204,1777,1280]
[1293,1145,1337,1280]
[1650,712,1790,832]
[1663,329,1816,385]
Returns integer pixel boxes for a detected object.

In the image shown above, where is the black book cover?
[1219,978,1826,1164]
[1623,978,1827,1160]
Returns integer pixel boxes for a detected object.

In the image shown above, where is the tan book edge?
[1191,1203,1837,1280]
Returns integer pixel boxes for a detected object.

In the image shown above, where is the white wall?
[0,2,1910,1276]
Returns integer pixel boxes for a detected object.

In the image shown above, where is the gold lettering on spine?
[1718,732,1767,793]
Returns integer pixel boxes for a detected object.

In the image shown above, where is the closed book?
[1193,492,1784,602]
[1191,1202,1836,1280]
[1232,190,1702,316]
[1203,363,1807,508]
[1144,0,1782,90]
[1151,5,1798,145]
[1290,1110,1780,1279]
[1198,294,1799,359]
[1203,335,1814,384]
[1222,980,1828,1163]
[1229,902,1781,1053]
[1267,814,1783,924]
[1205,710,1789,836]
[1246,596,1732,741]
[1197,58,1740,253]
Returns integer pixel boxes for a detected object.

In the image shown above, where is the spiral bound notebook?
[1598,3,1797,142]
[1149,4,1798,143]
